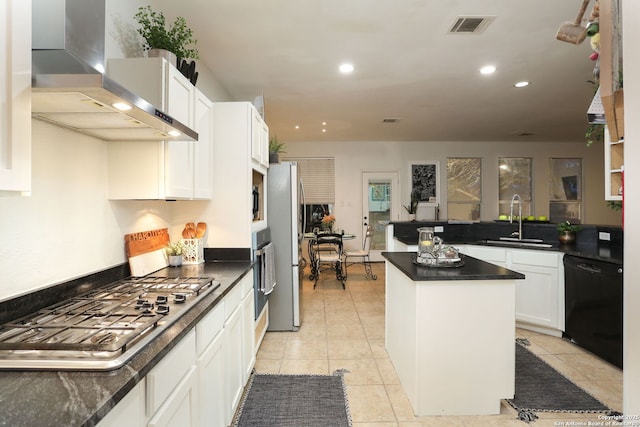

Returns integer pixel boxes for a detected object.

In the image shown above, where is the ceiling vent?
[449,16,495,34]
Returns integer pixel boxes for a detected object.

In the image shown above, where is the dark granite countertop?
[382,252,525,282]
[389,221,623,265]
[0,260,253,427]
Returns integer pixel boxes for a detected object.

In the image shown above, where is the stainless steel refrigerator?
[267,162,305,331]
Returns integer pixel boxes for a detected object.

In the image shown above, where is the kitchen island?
[383,251,524,416]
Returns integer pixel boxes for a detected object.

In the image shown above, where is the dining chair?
[343,225,378,280]
[308,232,346,289]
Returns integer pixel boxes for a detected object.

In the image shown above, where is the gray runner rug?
[508,340,614,423]
[233,372,352,427]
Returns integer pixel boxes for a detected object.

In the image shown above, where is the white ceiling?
[155,0,597,143]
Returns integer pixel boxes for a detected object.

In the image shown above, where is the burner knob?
[137,301,154,311]
[156,305,170,315]
[156,295,168,304]
[174,294,187,304]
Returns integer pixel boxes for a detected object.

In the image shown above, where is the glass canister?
[417,227,442,256]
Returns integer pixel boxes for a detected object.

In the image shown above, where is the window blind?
[282,157,335,204]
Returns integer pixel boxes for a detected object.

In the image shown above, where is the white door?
[361,172,400,261]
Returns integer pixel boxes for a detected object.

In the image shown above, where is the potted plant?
[134,6,199,67]
[166,241,185,266]
[556,221,582,244]
[321,214,336,232]
[403,190,419,221]
[269,136,286,164]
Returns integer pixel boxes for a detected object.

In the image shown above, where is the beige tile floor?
[254,262,623,426]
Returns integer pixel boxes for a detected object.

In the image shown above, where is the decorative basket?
[180,238,204,264]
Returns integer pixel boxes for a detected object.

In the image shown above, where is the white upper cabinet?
[106,58,212,200]
[250,107,269,170]
[0,0,31,195]
[211,102,268,247]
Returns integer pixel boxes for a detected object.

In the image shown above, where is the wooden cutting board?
[124,228,170,277]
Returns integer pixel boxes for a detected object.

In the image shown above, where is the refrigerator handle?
[300,180,307,235]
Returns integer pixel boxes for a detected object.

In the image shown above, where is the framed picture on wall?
[409,161,439,203]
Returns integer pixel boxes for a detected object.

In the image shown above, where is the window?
[447,158,481,220]
[498,158,532,217]
[549,158,582,223]
[282,157,335,204]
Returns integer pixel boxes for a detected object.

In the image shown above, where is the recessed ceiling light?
[322,129,327,133]
[514,81,530,88]
[295,125,300,129]
[322,122,327,126]
[480,65,496,75]
[339,63,354,74]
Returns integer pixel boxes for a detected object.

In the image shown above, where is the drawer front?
[241,271,253,296]
[196,301,225,355]
[224,282,243,319]
[467,246,507,263]
[511,250,560,268]
[147,330,196,416]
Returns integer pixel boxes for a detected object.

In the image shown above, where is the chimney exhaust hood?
[31,0,198,142]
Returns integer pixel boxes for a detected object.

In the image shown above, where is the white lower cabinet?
[97,381,145,427]
[146,330,197,426]
[196,302,226,427]
[241,275,256,383]
[510,250,564,336]
[147,366,198,427]
[98,275,257,427]
[224,291,244,426]
[464,245,564,336]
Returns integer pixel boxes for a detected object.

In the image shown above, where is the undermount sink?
[496,236,545,243]
[482,239,553,249]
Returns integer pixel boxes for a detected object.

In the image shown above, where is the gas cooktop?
[0,276,219,371]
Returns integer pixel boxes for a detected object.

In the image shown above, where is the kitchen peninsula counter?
[0,260,253,427]
[383,252,523,416]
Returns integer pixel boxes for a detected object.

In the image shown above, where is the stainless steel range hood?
[31,0,198,142]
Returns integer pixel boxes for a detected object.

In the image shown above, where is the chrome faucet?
[510,194,523,241]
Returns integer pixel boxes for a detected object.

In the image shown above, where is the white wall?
[283,138,620,251]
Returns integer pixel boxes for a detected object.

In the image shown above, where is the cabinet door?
[463,245,508,268]
[224,305,243,426]
[197,330,226,427]
[193,90,213,199]
[510,250,561,329]
[147,366,198,427]
[97,382,144,427]
[241,287,256,382]
[164,66,195,199]
[0,0,31,194]
[250,107,269,168]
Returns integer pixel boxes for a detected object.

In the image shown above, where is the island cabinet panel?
[385,259,515,416]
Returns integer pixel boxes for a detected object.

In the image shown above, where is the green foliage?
[269,136,286,154]
[585,123,604,147]
[165,241,185,256]
[403,190,419,214]
[556,221,582,233]
[134,6,199,59]
[607,201,623,211]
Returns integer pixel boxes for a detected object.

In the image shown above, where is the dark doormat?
[508,341,617,423]
[233,372,352,427]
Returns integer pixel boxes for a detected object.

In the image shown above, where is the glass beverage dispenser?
[417,227,442,263]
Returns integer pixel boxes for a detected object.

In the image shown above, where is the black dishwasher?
[563,254,623,369]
